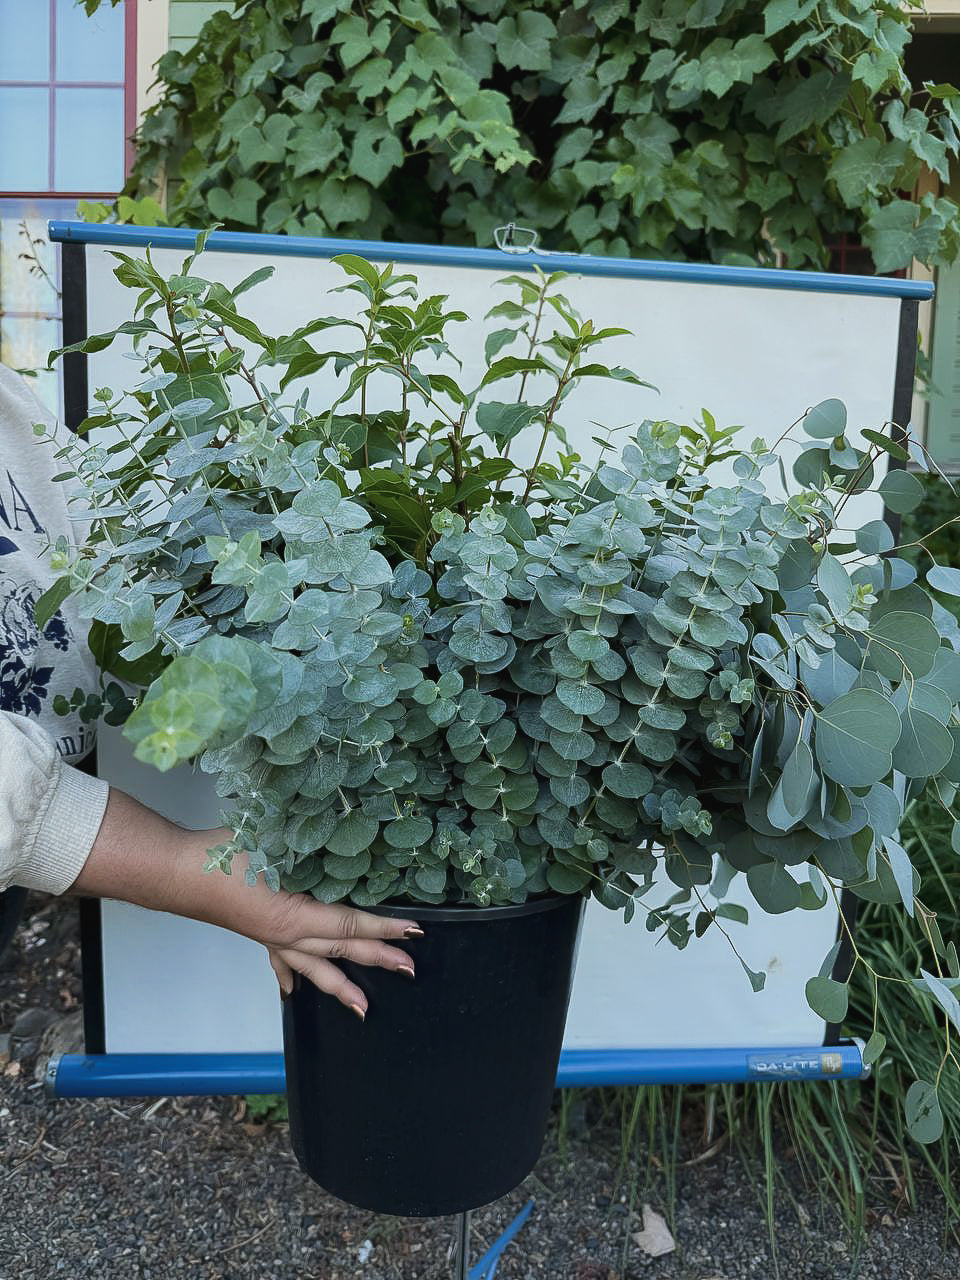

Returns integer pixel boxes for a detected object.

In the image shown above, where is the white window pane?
[0,316,61,410]
[0,88,50,191]
[55,0,124,83]
[53,87,124,191]
[0,204,59,313]
[0,1,51,81]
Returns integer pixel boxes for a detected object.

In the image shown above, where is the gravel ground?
[1,895,958,1280]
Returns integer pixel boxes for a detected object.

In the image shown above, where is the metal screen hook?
[494,223,540,254]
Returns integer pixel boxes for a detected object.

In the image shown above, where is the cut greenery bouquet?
[42,238,960,1142]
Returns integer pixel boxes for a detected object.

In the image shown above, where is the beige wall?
[136,0,170,127]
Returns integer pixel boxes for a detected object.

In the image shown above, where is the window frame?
[0,0,137,199]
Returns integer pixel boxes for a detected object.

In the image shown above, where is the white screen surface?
[71,231,911,1059]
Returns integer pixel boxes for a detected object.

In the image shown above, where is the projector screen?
[50,221,928,1079]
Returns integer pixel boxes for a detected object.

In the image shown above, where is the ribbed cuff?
[17,760,109,895]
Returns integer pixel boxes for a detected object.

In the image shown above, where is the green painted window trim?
[926,263,960,473]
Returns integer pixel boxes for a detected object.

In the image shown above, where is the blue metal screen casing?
[47,1045,866,1099]
[47,220,933,299]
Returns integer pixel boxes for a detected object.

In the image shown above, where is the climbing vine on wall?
[117,0,960,270]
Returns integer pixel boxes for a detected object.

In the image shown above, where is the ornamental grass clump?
[43,240,960,1141]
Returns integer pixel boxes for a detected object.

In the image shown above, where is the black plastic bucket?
[282,892,584,1217]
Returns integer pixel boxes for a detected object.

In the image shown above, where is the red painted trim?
[0,80,126,89]
[0,191,123,199]
[124,0,138,178]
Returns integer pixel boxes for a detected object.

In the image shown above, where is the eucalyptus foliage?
[41,240,960,1142]
[107,0,960,271]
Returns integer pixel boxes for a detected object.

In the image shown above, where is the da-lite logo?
[747,1052,845,1079]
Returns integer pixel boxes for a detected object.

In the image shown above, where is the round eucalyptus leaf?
[862,1031,887,1067]
[549,774,590,807]
[905,1080,944,1145]
[602,760,653,799]
[803,399,847,439]
[568,630,609,660]
[867,611,940,681]
[855,520,894,557]
[555,679,606,716]
[546,863,591,893]
[325,812,379,858]
[926,564,960,596]
[385,814,433,849]
[804,976,849,1022]
[878,468,925,515]
[814,689,900,787]
[746,860,803,913]
[892,707,954,778]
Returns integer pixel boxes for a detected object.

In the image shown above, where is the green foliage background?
[119,0,960,271]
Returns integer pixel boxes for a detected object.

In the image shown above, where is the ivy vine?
[109,0,960,271]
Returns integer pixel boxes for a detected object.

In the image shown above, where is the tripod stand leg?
[452,1210,471,1280]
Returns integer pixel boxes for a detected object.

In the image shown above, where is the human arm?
[72,787,420,1014]
[0,710,419,1014]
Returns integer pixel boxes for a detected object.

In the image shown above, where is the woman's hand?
[72,789,422,1017]
[256,890,422,1018]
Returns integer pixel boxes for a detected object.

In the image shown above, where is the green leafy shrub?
[41,238,960,1141]
[119,0,960,271]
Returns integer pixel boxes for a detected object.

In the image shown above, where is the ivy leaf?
[237,114,293,169]
[768,69,851,143]
[207,177,265,227]
[865,200,945,274]
[764,0,818,37]
[351,121,405,185]
[496,11,556,72]
[828,137,905,207]
[555,77,612,126]
[290,120,344,177]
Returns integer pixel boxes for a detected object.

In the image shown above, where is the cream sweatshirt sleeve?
[0,710,109,894]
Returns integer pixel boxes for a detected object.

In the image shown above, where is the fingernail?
[281,984,293,1000]
[349,1003,366,1022]
[403,926,425,938]
[397,965,415,980]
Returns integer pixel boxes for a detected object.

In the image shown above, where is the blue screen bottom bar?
[47,1044,866,1098]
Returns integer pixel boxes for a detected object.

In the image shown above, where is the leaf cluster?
[115,0,960,271]
[41,242,960,1143]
